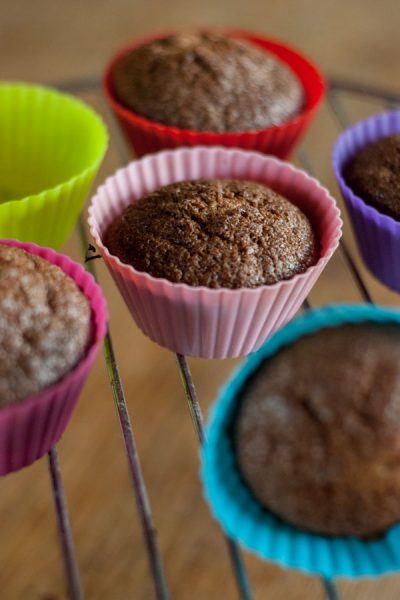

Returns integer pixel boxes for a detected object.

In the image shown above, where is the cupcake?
[88,146,341,359]
[202,304,400,578]
[235,321,400,538]
[333,111,400,292]
[104,30,325,158]
[344,134,400,220]
[0,245,91,404]
[104,179,318,289]
[0,83,108,249]
[112,32,304,133]
[0,240,107,475]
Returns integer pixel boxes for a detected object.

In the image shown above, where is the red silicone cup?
[0,240,107,475]
[104,30,326,159]
[88,146,342,359]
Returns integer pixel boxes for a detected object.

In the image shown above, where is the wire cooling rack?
[37,75,400,600]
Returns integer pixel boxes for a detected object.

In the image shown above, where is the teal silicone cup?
[0,83,108,248]
[202,303,400,578]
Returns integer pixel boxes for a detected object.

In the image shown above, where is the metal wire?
[48,448,84,600]
[338,240,373,304]
[175,354,206,446]
[329,77,400,105]
[296,145,374,305]
[50,74,101,94]
[326,90,376,306]
[327,91,353,136]
[322,578,341,600]
[175,354,254,600]
[78,220,170,600]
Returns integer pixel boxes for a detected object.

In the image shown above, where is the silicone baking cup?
[104,30,325,159]
[202,303,400,578]
[88,146,342,359]
[333,110,400,292]
[0,83,108,249]
[0,240,107,475]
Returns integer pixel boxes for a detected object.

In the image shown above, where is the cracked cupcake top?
[0,245,91,405]
[235,322,400,537]
[104,179,318,289]
[112,32,304,132]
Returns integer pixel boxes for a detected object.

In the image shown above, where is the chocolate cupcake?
[104,179,318,289]
[235,321,400,538]
[344,133,400,221]
[112,32,304,134]
[105,31,325,159]
[202,304,400,577]
[0,244,92,405]
[333,111,400,293]
[0,240,106,476]
[90,147,340,358]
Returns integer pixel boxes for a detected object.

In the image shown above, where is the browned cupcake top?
[104,179,318,290]
[0,245,92,406]
[112,32,304,133]
[235,323,400,538]
[344,133,400,220]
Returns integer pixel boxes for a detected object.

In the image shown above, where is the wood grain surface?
[1,1,400,598]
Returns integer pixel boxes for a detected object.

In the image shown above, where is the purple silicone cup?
[0,240,107,475]
[333,110,400,292]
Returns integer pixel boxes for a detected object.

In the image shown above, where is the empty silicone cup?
[333,110,400,292]
[0,239,107,475]
[0,83,108,249]
[202,303,400,578]
[104,30,325,159]
[88,146,342,359]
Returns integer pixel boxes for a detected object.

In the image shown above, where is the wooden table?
[1,2,400,598]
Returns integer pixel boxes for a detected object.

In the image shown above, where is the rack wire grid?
[21,75,400,600]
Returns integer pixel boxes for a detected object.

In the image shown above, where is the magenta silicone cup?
[0,240,107,475]
[333,110,400,292]
[89,147,342,359]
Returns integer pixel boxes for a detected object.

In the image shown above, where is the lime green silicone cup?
[0,83,108,248]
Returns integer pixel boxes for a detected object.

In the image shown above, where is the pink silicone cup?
[0,239,107,475]
[88,147,342,359]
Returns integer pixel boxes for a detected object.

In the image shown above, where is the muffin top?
[104,179,318,289]
[0,245,92,406]
[235,322,400,538]
[112,32,304,133]
[344,133,400,220]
